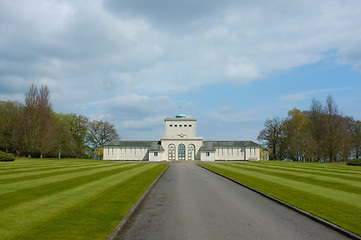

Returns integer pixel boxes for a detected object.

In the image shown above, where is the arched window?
[168,144,176,160]
[188,144,195,160]
[178,144,186,160]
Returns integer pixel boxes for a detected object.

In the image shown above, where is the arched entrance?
[188,144,195,160]
[178,144,186,160]
[168,144,176,160]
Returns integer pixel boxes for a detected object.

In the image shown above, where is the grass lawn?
[199,161,361,236]
[0,159,168,240]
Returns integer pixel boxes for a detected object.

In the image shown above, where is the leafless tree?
[88,120,119,150]
[257,117,285,160]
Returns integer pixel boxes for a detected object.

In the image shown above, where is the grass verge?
[199,161,361,237]
[0,159,168,240]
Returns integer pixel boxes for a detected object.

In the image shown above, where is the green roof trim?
[164,118,197,121]
[149,141,165,151]
[199,141,261,152]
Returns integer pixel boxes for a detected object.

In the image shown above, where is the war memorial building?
[103,114,263,161]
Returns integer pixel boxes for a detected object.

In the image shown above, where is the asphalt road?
[116,162,350,240]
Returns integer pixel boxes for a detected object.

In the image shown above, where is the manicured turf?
[0,159,168,240]
[199,161,361,236]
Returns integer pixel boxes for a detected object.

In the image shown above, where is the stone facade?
[103,115,264,161]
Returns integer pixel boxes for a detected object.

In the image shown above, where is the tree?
[351,120,361,158]
[94,147,104,160]
[0,101,22,153]
[60,113,89,158]
[53,114,77,159]
[14,84,55,157]
[257,117,285,160]
[88,120,119,150]
[308,98,325,161]
[322,96,352,162]
[284,108,315,162]
[0,85,121,159]
[36,85,54,158]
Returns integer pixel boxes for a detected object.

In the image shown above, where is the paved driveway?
[116,162,350,240]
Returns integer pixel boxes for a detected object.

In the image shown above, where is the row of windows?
[216,148,258,156]
[169,124,192,127]
[107,147,148,156]
[107,147,160,157]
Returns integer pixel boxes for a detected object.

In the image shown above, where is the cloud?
[2,0,361,97]
[1,0,361,140]
[225,61,260,83]
[208,105,270,124]
[280,88,350,101]
[103,0,237,30]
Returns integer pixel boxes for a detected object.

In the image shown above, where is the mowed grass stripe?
[252,162,361,180]
[0,165,101,176]
[18,164,167,240]
[0,159,99,168]
[0,164,139,210]
[246,162,361,179]
[0,163,164,240]
[227,163,361,193]
[0,158,108,168]
[200,163,361,236]
[0,160,126,179]
[214,164,361,208]
[0,164,117,183]
[255,161,361,175]
[0,161,106,175]
[0,163,136,195]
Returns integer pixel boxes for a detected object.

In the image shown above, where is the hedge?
[0,151,15,161]
[347,158,361,166]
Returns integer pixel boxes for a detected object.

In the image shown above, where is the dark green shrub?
[0,151,15,161]
[347,159,361,166]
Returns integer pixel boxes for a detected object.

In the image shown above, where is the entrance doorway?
[168,144,176,160]
[178,144,186,160]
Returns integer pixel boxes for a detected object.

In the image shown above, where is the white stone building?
[103,114,263,161]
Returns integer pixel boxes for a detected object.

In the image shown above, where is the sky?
[1,0,361,142]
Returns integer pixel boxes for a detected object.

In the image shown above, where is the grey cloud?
[1,0,361,140]
[103,0,236,29]
[85,94,178,139]
[2,0,361,97]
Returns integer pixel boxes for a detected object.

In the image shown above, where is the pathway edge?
[197,164,361,240]
[106,164,170,240]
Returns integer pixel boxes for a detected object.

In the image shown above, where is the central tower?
[161,114,203,160]
[164,114,197,139]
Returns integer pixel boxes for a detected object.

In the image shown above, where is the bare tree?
[257,117,285,160]
[36,85,53,158]
[308,98,325,161]
[88,120,119,150]
[15,84,54,158]
[19,85,40,157]
[323,95,352,162]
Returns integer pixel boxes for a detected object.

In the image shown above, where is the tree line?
[258,95,361,162]
[0,84,119,159]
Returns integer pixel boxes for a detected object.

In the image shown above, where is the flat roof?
[164,118,197,121]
